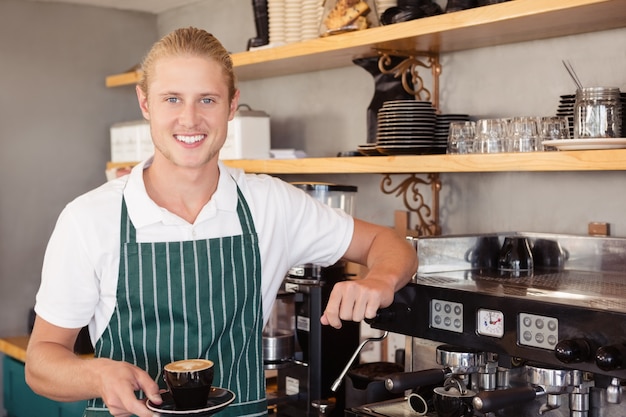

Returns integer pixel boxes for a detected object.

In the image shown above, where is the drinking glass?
[508,116,539,152]
[447,121,476,154]
[474,119,507,153]
[540,116,570,151]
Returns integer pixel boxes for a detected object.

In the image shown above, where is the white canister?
[220,106,271,160]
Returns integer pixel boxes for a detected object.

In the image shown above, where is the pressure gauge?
[477,309,504,338]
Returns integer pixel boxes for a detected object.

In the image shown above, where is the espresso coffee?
[164,359,215,410]
[164,359,213,373]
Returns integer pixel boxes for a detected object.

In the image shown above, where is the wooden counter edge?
[0,335,30,362]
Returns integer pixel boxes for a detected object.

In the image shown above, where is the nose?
[178,102,200,127]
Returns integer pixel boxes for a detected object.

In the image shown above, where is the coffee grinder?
[268,183,361,417]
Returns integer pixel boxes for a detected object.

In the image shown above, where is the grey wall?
[0,1,157,412]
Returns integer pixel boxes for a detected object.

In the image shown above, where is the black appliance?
[269,262,360,417]
[349,232,626,417]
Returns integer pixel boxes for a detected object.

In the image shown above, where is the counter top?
[0,335,29,362]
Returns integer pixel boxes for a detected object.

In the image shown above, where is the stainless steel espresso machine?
[348,232,626,417]
[264,183,361,417]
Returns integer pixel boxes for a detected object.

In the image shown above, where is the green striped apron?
[84,186,267,417]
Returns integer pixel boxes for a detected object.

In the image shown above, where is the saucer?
[543,138,626,150]
[146,387,236,416]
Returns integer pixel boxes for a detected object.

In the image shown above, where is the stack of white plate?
[268,0,323,45]
[284,0,301,43]
[268,0,286,45]
[301,0,324,41]
[374,100,444,155]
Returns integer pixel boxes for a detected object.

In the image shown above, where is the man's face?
[137,55,239,169]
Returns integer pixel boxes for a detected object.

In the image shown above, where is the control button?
[518,313,558,350]
[430,299,463,333]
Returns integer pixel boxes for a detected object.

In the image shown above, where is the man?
[25,27,417,417]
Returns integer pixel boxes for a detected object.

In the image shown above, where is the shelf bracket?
[380,173,441,237]
[375,50,441,110]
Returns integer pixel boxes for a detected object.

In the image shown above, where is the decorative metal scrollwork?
[380,173,441,236]
[376,50,441,110]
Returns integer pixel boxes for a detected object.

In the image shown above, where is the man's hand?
[95,359,162,417]
[320,218,417,329]
[320,276,393,328]
[26,317,162,417]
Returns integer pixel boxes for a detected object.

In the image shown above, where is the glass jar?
[574,87,622,138]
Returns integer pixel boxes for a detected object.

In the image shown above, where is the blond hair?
[137,27,237,101]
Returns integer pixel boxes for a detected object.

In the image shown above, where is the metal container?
[263,291,296,369]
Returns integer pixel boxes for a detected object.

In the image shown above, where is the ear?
[136,85,150,120]
[228,90,240,121]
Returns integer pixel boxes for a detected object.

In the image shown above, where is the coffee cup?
[432,386,476,417]
[163,359,215,410]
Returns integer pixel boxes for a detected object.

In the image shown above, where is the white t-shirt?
[35,159,354,344]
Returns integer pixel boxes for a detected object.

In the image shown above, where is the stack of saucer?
[556,94,575,138]
[268,0,286,45]
[435,114,471,144]
[301,0,324,41]
[374,100,443,155]
[268,0,323,45]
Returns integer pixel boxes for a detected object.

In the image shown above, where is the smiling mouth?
[175,134,205,144]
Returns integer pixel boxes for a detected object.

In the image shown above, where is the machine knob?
[596,344,626,371]
[385,368,448,394]
[473,386,539,412]
[555,338,593,363]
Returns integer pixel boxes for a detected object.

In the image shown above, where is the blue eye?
[166,97,179,103]
[201,98,214,104]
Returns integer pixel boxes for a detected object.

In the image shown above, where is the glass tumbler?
[447,121,476,154]
[475,119,507,153]
[540,116,570,151]
[508,116,539,152]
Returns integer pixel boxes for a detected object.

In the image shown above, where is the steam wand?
[330,331,389,392]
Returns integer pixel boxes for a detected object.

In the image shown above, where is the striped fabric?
[85,186,267,416]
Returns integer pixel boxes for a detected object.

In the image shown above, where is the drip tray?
[351,397,437,417]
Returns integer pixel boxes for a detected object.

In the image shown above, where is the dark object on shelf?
[247,0,269,50]
[381,0,443,25]
[445,0,477,13]
[353,56,415,144]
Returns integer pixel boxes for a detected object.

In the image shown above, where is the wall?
[158,1,626,237]
[0,1,157,412]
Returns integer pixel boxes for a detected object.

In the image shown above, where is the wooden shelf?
[104,0,626,86]
[105,70,141,87]
[106,149,626,174]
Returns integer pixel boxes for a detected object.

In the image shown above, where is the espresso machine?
[347,232,626,417]
[264,183,361,417]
